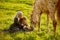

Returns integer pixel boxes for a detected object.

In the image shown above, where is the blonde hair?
[15,11,23,18]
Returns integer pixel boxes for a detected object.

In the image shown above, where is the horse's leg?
[50,12,57,36]
[47,14,50,32]
[38,12,42,32]
[46,11,50,33]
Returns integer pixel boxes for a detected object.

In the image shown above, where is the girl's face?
[22,19,26,24]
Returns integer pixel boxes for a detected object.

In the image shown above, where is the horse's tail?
[57,5,60,24]
[56,0,60,25]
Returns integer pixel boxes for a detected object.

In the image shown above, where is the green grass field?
[0,0,60,40]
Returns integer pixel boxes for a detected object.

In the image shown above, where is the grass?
[0,0,60,40]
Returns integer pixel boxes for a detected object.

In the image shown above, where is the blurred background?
[0,0,60,40]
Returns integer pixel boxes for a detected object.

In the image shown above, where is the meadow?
[0,0,60,40]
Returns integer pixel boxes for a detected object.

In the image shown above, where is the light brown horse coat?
[30,0,60,35]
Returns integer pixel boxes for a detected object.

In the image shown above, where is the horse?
[30,0,60,36]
